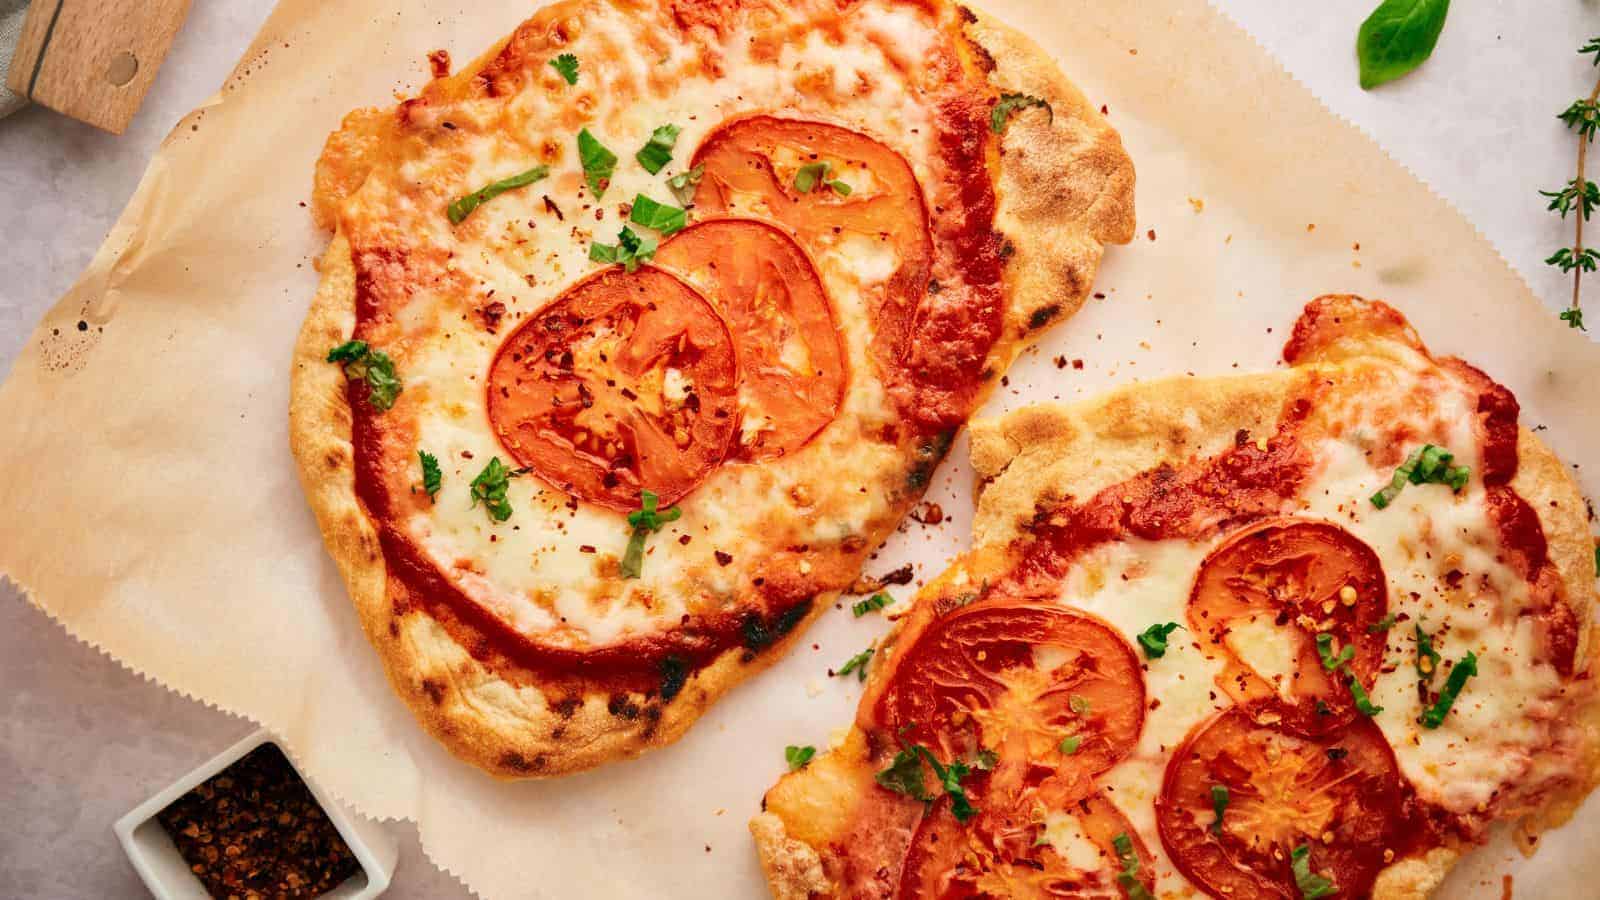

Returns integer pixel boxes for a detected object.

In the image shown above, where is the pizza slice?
[752,296,1600,899]
[291,0,1134,777]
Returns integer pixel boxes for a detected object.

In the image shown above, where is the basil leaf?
[1058,735,1081,755]
[1291,844,1338,899]
[874,745,931,801]
[1415,623,1441,680]
[836,647,874,682]
[794,161,831,194]
[447,165,550,224]
[1420,651,1478,728]
[667,164,705,206]
[418,450,442,501]
[577,128,618,198]
[1357,0,1451,90]
[1314,632,1355,671]
[785,745,815,771]
[635,124,680,175]
[1137,622,1182,659]
[327,341,402,410]
[1372,444,1468,508]
[621,489,681,579]
[590,226,657,272]
[990,92,1053,134]
[326,340,368,364]
[550,53,579,85]
[1210,785,1229,835]
[852,592,891,617]
[1346,672,1383,716]
[629,194,688,236]
[1367,613,1398,633]
[469,457,515,523]
[1111,832,1154,900]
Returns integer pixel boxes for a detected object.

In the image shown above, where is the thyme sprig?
[1544,38,1600,331]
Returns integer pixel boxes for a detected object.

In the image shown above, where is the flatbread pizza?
[752,296,1600,899]
[291,0,1134,777]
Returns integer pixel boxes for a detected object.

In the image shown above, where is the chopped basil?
[1058,735,1081,755]
[852,592,891,617]
[936,757,977,822]
[785,745,815,771]
[874,744,932,801]
[874,742,980,821]
[1346,671,1383,716]
[1210,785,1229,835]
[326,340,403,411]
[990,92,1053,134]
[1314,632,1355,671]
[635,124,680,175]
[1137,622,1183,659]
[1420,651,1478,728]
[621,489,681,578]
[629,194,687,236]
[1069,694,1091,716]
[418,450,442,502]
[447,165,550,224]
[590,226,658,272]
[550,53,579,85]
[836,647,874,682]
[1291,844,1338,899]
[577,128,618,198]
[1111,832,1154,900]
[666,164,705,206]
[1371,444,1470,508]
[793,161,853,195]
[1368,613,1398,633]
[469,457,516,522]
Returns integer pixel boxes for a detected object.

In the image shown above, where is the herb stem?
[1572,75,1600,316]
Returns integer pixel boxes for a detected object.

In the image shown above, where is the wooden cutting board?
[6,0,192,134]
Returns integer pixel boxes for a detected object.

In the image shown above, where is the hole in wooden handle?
[106,51,139,87]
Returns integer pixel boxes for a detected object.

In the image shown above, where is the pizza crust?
[291,0,1135,778]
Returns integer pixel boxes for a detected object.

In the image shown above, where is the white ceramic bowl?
[113,728,397,900]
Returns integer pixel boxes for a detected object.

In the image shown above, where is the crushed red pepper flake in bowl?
[155,743,360,899]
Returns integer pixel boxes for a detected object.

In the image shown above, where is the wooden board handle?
[5,0,193,135]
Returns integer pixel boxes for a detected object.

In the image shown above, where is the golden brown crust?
[291,0,1135,778]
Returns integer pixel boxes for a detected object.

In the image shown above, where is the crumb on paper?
[1188,197,1204,213]
[806,679,822,698]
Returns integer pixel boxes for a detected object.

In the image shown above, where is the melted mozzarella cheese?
[352,0,959,647]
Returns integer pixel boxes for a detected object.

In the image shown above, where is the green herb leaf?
[418,450,442,501]
[1291,844,1338,899]
[1111,832,1154,900]
[326,340,368,364]
[1356,0,1451,91]
[1372,444,1468,508]
[1420,651,1478,728]
[1346,671,1384,717]
[794,161,830,194]
[852,592,892,617]
[590,226,658,272]
[1058,735,1081,755]
[469,457,516,523]
[785,745,816,771]
[990,92,1053,134]
[1210,785,1229,835]
[447,165,550,225]
[1314,633,1355,672]
[326,341,403,410]
[635,124,681,175]
[974,748,999,771]
[1562,308,1588,331]
[629,194,688,236]
[550,53,579,85]
[1559,99,1600,141]
[621,489,681,579]
[935,757,977,822]
[1368,613,1398,633]
[1137,622,1183,659]
[578,128,618,199]
[836,647,875,682]
[874,745,931,801]
[666,164,705,206]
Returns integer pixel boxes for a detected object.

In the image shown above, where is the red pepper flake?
[478,301,506,334]
[1072,359,1085,370]
[714,550,733,566]
[910,502,944,525]
[1147,229,1157,241]
[156,743,360,900]
[579,544,597,554]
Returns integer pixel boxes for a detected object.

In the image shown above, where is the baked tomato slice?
[1188,518,1388,736]
[653,219,846,461]
[1156,709,1404,900]
[689,116,931,385]
[876,602,1144,802]
[486,267,738,511]
[898,790,1154,900]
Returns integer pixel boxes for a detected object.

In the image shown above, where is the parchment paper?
[3,1,1597,897]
